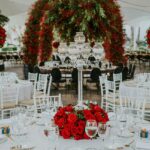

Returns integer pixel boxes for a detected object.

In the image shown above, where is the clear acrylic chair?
[33,94,62,114]
[28,72,38,85]
[99,75,107,109]
[119,87,147,121]
[105,75,122,112]
[0,84,19,119]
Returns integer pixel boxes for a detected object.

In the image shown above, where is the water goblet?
[97,122,107,141]
[44,126,59,150]
[85,120,98,150]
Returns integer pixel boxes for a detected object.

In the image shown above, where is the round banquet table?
[0,118,135,150]
[119,79,150,99]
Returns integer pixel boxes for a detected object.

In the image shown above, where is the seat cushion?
[0,102,17,109]
[19,99,34,106]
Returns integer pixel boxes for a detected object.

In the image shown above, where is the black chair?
[87,68,101,89]
[51,68,66,89]
[70,68,78,92]
[127,65,136,79]
[122,66,128,81]
[34,65,41,73]
[128,64,132,75]
[108,65,123,81]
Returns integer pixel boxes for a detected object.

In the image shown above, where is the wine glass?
[85,120,98,139]
[117,109,127,136]
[44,126,59,150]
[97,122,107,141]
[85,120,98,150]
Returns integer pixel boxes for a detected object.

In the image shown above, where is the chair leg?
[101,97,104,109]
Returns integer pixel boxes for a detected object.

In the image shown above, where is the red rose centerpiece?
[54,103,109,140]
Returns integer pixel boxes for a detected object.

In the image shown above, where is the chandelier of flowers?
[0,13,9,48]
[146,27,150,48]
[23,0,126,65]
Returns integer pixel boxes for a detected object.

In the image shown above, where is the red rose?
[71,125,78,137]
[68,113,77,123]
[78,120,86,128]
[94,112,103,122]
[57,118,65,128]
[64,105,74,112]
[76,125,84,135]
[61,128,71,139]
[94,105,102,112]
[83,109,95,120]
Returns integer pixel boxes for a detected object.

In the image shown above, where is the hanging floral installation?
[146,27,150,48]
[0,14,9,48]
[23,0,126,65]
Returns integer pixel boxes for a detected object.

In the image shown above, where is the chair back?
[0,85,19,109]
[34,65,41,73]
[47,94,62,108]
[38,74,48,82]
[28,72,38,83]
[130,65,136,79]
[90,68,101,82]
[47,75,52,96]
[122,67,128,81]
[120,88,146,120]
[128,64,132,74]
[99,75,107,97]
[33,94,62,113]
[33,74,48,97]
[113,73,122,91]
[51,68,61,82]
[72,68,78,83]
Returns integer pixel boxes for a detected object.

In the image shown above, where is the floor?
[3,61,150,106]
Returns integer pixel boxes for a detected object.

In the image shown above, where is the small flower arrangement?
[54,103,109,140]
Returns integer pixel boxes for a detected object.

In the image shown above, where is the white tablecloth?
[0,119,133,150]
[119,80,150,98]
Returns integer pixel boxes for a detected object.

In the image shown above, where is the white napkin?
[136,139,150,150]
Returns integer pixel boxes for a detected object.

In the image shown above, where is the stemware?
[117,109,127,136]
[85,120,98,150]
[44,126,59,150]
[97,123,107,141]
[85,120,98,139]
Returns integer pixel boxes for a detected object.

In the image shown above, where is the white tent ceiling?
[0,0,150,23]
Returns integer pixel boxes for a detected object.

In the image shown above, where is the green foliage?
[0,14,9,26]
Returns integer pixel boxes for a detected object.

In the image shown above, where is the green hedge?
[1,47,17,51]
